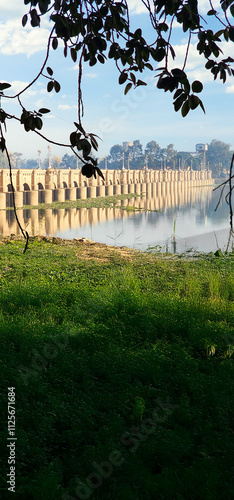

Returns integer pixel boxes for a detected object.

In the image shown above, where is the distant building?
[122,141,132,151]
[195,143,208,152]
[196,143,208,170]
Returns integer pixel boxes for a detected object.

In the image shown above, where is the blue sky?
[1,0,234,161]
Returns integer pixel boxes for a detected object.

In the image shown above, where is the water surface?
[2,183,233,253]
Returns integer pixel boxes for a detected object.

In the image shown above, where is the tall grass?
[0,239,234,499]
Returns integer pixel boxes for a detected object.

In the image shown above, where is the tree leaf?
[192,80,203,93]
[119,71,128,84]
[38,108,51,114]
[136,79,147,86]
[189,94,200,110]
[174,93,187,112]
[47,81,54,92]
[0,82,11,91]
[70,132,77,147]
[181,99,190,117]
[0,137,6,152]
[35,117,43,130]
[70,48,77,63]
[207,9,216,15]
[52,37,58,50]
[47,67,53,76]
[173,88,183,99]
[124,82,132,95]
[96,166,105,180]
[199,99,206,114]
[22,14,28,27]
[54,80,61,93]
[229,26,234,42]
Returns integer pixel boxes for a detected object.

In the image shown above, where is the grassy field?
[1,237,234,499]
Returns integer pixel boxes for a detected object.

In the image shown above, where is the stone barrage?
[0,168,213,209]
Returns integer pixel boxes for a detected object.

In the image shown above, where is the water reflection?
[1,183,233,253]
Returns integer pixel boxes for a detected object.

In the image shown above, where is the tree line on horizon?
[0,138,232,178]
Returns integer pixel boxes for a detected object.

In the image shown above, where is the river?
[2,182,233,253]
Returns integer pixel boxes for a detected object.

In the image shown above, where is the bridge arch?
[6,184,14,207]
[23,183,30,205]
[37,183,45,203]
[63,181,67,188]
[73,181,78,187]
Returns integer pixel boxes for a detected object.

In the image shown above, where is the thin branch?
[209,0,226,27]
[214,153,234,230]
[4,26,55,100]
[78,48,84,125]
[182,30,191,71]
[228,153,233,229]
[0,125,29,253]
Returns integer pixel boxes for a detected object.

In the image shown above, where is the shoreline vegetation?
[3,193,142,212]
[1,238,234,499]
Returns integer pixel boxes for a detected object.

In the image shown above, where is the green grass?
[0,239,234,499]
[4,193,139,211]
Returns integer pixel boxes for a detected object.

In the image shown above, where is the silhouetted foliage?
[1,1,234,246]
[1,1,234,175]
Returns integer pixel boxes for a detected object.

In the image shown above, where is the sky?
[1,0,234,162]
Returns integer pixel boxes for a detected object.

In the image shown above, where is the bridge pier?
[0,193,6,209]
[14,192,24,208]
[146,183,151,197]
[44,190,53,204]
[121,184,128,194]
[114,184,121,195]
[77,187,87,199]
[135,183,141,195]
[106,185,113,196]
[97,185,106,197]
[30,190,39,206]
[87,186,97,198]
[69,187,77,201]
[57,188,66,203]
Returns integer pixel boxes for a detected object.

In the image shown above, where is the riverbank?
[1,238,234,499]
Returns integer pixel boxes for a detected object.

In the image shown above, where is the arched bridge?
[0,167,213,209]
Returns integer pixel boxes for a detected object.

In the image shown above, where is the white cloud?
[0,19,50,56]
[8,81,30,93]
[84,73,97,78]
[0,0,26,18]
[198,0,221,15]
[58,104,76,110]
[225,84,234,93]
[168,38,234,85]
[127,0,154,15]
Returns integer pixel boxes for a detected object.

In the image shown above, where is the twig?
[0,125,29,253]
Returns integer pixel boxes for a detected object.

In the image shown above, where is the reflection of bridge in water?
[0,168,213,209]
[1,180,214,238]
